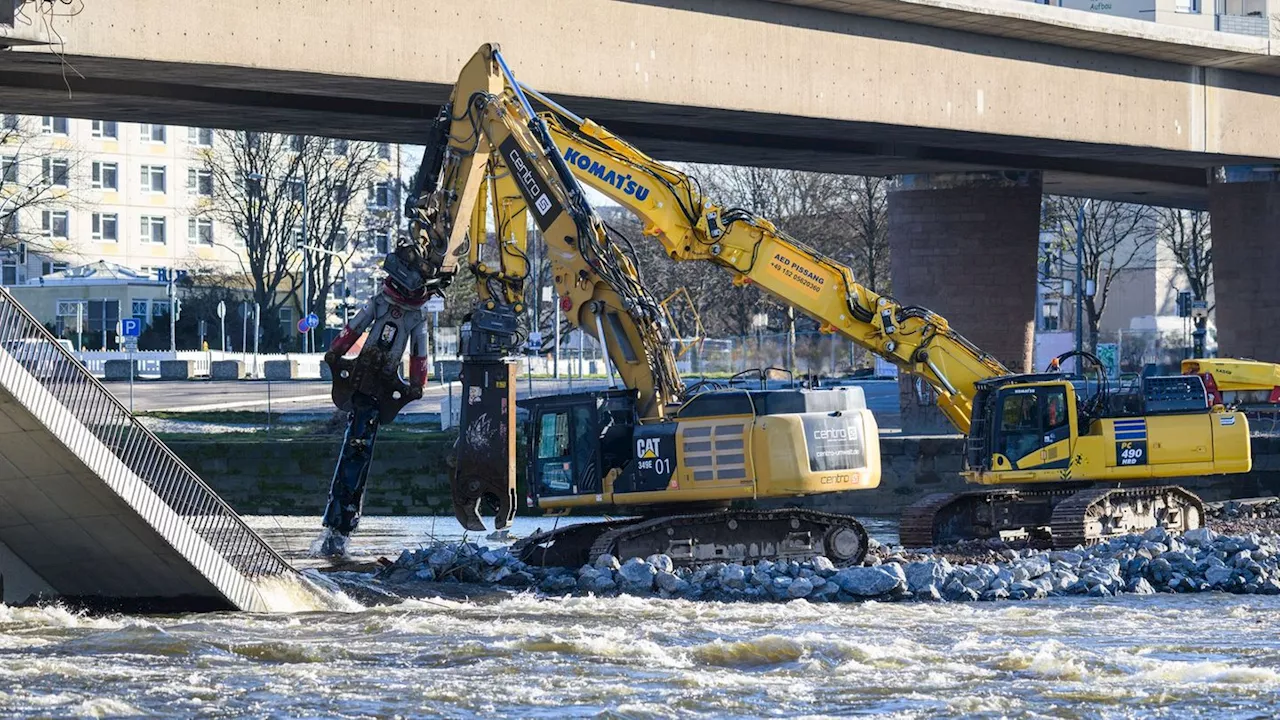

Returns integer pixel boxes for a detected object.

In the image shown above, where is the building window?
[289,134,305,152]
[140,216,167,244]
[367,181,392,208]
[141,165,166,193]
[41,116,68,135]
[140,123,167,143]
[131,299,148,322]
[2,213,17,236]
[188,217,214,246]
[92,212,118,242]
[41,210,69,238]
[91,161,118,190]
[188,127,213,147]
[372,228,390,255]
[1,155,16,184]
[330,138,349,156]
[40,260,68,276]
[1042,302,1061,332]
[333,183,349,203]
[91,120,118,139]
[377,142,391,160]
[151,300,169,319]
[1,257,19,286]
[1176,0,1200,11]
[41,158,69,187]
[287,179,305,202]
[1,115,18,131]
[187,167,213,196]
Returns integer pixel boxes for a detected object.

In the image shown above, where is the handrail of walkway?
[0,287,292,590]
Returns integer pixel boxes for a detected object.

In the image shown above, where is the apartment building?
[0,114,403,344]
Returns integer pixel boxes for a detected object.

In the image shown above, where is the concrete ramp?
[0,289,295,612]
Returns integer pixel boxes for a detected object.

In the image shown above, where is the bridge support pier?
[888,171,1042,434]
[1209,166,1280,362]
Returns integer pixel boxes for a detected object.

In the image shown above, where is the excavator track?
[587,508,869,568]
[899,489,1072,548]
[513,518,646,569]
[900,485,1205,549]
[1049,485,1204,549]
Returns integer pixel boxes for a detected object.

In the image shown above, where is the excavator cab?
[522,389,637,506]
[983,380,1077,473]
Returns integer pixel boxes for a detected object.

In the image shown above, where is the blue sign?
[297,318,310,334]
[305,312,320,330]
[120,318,142,337]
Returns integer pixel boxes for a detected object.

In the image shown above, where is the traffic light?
[1176,291,1192,318]
[173,298,182,321]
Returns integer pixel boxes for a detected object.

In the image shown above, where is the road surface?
[100,377,902,428]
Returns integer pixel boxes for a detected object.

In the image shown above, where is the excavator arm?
[406,45,683,530]
[523,90,1008,433]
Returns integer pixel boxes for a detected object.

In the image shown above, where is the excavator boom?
[523,89,1007,433]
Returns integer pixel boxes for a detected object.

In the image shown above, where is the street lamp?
[301,242,351,341]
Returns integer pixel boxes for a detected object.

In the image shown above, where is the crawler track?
[588,509,868,568]
[514,509,869,568]
[1049,486,1203,548]
[900,485,1205,549]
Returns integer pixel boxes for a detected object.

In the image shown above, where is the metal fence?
[0,287,293,603]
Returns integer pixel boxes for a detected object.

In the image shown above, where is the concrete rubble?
[373,525,1280,603]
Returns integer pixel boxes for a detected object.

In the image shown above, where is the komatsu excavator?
[472,59,1252,553]
[336,44,1250,564]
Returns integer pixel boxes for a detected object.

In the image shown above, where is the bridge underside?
[0,53,1247,209]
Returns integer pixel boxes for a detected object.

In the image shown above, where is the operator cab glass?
[994,384,1072,470]
[535,411,574,495]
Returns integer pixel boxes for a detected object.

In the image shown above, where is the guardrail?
[0,288,293,608]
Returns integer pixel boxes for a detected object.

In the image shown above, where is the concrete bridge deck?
[0,289,297,612]
[2,0,1279,206]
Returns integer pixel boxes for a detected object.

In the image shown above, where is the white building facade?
[0,114,406,342]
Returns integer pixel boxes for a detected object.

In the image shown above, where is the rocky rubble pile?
[375,526,1280,602]
[1207,498,1280,521]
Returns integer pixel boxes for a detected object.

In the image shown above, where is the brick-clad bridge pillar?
[888,171,1042,434]
[1209,166,1280,362]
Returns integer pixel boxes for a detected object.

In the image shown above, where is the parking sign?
[120,318,142,337]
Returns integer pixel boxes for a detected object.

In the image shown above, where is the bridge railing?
[0,288,292,591]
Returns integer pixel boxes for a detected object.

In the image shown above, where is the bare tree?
[1044,196,1157,352]
[199,131,387,350]
[296,138,389,339]
[0,115,88,260]
[832,175,890,295]
[1155,206,1212,352]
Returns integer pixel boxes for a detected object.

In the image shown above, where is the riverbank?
[332,525,1280,606]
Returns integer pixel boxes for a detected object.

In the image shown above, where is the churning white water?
[3,517,1279,718]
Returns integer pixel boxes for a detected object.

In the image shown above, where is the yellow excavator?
[407,44,880,567]
[1183,358,1280,432]
[515,79,1252,550]
[406,44,1250,563]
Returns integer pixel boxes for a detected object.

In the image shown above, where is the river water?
[5,517,1280,718]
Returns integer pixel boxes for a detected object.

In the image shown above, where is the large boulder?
[618,557,656,592]
[832,565,906,597]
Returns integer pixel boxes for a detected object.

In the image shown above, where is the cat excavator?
[385,44,1251,565]
[477,59,1252,553]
